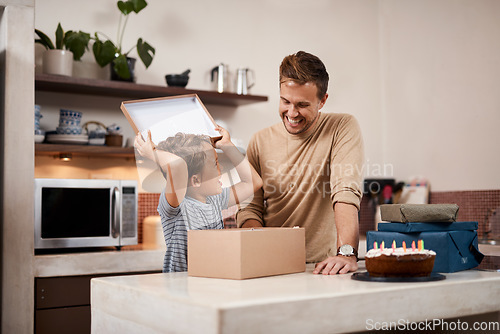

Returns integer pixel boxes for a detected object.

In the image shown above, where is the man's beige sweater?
[236,112,364,262]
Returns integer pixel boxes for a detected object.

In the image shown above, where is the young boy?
[135,126,262,272]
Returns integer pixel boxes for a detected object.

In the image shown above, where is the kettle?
[236,68,255,95]
[211,63,228,93]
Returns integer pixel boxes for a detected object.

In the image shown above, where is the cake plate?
[351,271,446,282]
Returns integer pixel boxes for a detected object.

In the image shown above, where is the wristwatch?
[337,244,358,261]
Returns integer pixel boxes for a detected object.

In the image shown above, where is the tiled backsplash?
[138,193,161,243]
[430,190,500,241]
[139,190,500,251]
[359,197,377,236]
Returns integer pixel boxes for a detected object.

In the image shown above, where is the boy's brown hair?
[156,133,212,178]
[279,51,329,100]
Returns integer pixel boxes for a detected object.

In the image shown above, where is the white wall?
[34,0,500,191]
[380,0,500,191]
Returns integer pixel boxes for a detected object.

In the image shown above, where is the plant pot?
[43,50,73,76]
[110,57,136,82]
[73,61,109,80]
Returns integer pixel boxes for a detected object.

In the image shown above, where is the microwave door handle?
[112,187,120,238]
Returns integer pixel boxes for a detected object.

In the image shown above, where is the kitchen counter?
[34,247,164,277]
[91,263,500,334]
[479,243,500,257]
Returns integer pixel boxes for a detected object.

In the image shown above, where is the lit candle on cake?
[392,240,396,252]
[381,241,385,250]
[412,240,416,251]
[373,241,378,250]
[402,241,407,252]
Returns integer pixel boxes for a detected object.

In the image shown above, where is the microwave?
[34,178,138,250]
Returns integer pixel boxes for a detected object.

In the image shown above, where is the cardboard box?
[366,222,484,273]
[188,227,306,279]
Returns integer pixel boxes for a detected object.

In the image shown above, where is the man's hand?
[313,255,358,275]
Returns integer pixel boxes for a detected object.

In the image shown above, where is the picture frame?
[120,94,222,145]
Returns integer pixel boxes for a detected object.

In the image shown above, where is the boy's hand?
[134,130,156,161]
[214,125,232,148]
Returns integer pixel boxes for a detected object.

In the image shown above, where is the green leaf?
[117,1,134,15]
[65,31,91,61]
[93,40,117,67]
[118,0,146,15]
[113,54,131,79]
[35,29,55,50]
[136,38,155,68]
[131,0,147,13]
[55,23,64,49]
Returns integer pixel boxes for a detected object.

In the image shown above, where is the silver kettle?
[211,63,228,93]
[236,68,255,95]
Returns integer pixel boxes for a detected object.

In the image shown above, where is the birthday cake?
[365,241,436,277]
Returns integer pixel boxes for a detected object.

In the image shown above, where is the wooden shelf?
[35,74,268,106]
[35,143,134,158]
[34,74,267,158]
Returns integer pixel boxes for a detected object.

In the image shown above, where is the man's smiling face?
[279,80,328,135]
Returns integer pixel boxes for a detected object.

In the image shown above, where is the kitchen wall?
[34,0,500,192]
[34,0,383,182]
[380,0,500,191]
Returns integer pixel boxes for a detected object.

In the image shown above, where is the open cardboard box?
[188,227,306,280]
[120,94,223,192]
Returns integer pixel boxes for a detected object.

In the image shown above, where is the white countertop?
[91,263,500,334]
[34,247,164,277]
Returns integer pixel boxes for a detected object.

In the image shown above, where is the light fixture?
[59,153,72,161]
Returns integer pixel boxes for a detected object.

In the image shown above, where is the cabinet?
[35,74,268,158]
[35,271,160,334]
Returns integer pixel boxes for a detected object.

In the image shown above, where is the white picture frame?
[120,94,222,145]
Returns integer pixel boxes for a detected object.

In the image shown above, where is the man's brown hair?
[156,133,212,178]
[279,51,329,100]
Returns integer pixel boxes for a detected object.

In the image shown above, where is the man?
[236,51,364,275]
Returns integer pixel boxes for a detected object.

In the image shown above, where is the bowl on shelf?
[165,69,190,88]
[35,134,45,143]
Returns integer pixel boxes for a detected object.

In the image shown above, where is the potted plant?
[92,0,155,81]
[35,23,91,76]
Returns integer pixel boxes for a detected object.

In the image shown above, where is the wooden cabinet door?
[36,276,91,309]
[35,306,90,334]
